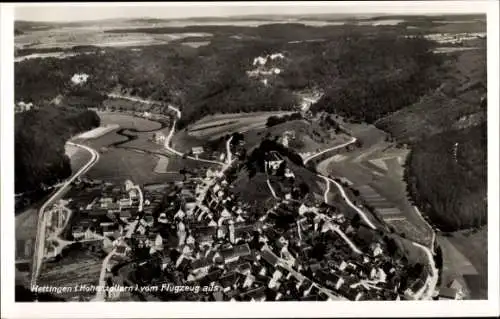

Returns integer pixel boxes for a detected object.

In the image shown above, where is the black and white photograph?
[1,1,499,318]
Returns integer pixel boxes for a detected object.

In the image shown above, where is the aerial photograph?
[12,3,488,303]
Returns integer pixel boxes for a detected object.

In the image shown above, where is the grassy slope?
[447,227,487,299]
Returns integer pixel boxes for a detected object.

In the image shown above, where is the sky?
[14,1,489,22]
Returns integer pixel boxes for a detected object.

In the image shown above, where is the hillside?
[376,44,486,144]
[15,25,444,130]
[15,106,100,194]
[404,123,487,231]
[309,35,445,123]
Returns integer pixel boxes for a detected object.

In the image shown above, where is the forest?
[15,106,100,194]
[404,123,487,231]
[15,25,443,128]
[309,35,445,123]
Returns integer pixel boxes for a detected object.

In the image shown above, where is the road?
[30,142,100,292]
[318,175,376,230]
[413,207,436,254]
[303,136,357,165]
[310,138,438,300]
[411,241,439,300]
[92,248,117,302]
[264,165,279,199]
[108,94,232,168]
[161,105,226,166]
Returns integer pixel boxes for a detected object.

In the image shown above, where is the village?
[30,132,464,302]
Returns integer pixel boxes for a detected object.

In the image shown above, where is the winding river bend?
[110,117,169,148]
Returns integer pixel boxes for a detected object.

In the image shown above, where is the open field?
[98,112,162,131]
[318,122,432,246]
[153,156,170,173]
[102,97,172,115]
[391,235,429,267]
[122,137,166,154]
[243,119,352,154]
[97,112,173,153]
[15,209,37,265]
[188,111,295,140]
[80,131,126,150]
[14,51,87,63]
[182,41,211,48]
[442,227,487,299]
[38,252,102,300]
[75,124,120,140]
[15,26,213,50]
[87,148,184,184]
[15,208,38,242]
[171,129,222,154]
[166,156,217,173]
[85,147,178,185]
[81,111,211,183]
[193,111,296,125]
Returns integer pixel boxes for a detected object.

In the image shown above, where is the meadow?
[187,111,295,140]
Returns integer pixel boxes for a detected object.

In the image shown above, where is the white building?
[154,132,166,144]
[266,151,284,171]
[192,147,204,158]
[71,73,89,85]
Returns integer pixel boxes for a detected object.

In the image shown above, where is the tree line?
[15,106,100,194]
[266,112,303,127]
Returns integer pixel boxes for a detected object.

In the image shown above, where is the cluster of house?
[58,144,450,301]
[66,180,159,245]
[256,193,412,301]
[15,101,36,113]
[70,73,89,85]
[98,150,429,301]
[247,52,285,86]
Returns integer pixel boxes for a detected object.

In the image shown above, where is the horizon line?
[14,12,487,24]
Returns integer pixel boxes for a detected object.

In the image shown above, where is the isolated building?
[192,147,204,158]
[70,73,89,85]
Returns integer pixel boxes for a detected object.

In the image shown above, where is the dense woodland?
[404,123,487,231]
[15,25,443,127]
[15,106,100,193]
[309,35,445,123]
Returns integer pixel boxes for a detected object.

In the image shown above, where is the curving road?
[319,175,377,230]
[31,142,100,294]
[303,136,357,165]
[311,140,438,300]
